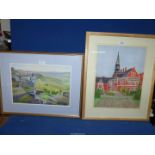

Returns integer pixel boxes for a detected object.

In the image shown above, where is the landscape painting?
[11,63,71,106]
[94,46,146,108]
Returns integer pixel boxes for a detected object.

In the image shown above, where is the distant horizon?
[11,67,70,80]
[11,67,70,74]
[10,63,71,73]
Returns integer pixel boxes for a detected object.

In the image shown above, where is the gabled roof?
[96,68,137,83]
[115,68,132,78]
[96,76,113,83]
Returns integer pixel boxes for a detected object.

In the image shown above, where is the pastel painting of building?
[94,46,146,108]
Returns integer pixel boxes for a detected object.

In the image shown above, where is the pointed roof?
[116,52,120,65]
[116,68,132,77]
[96,76,113,83]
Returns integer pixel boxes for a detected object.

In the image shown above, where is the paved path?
[96,92,140,108]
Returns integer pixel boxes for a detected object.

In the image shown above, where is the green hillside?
[35,74,70,94]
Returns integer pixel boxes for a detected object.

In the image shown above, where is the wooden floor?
[0,116,8,127]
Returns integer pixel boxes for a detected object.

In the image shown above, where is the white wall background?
[0,19,10,31]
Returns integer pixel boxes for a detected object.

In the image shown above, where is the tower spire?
[115,52,120,72]
[116,52,120,65]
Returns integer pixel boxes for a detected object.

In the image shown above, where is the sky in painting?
[96,46,146,77]
[10,63,71,73]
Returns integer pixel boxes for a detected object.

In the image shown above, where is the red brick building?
[96,52,144,93]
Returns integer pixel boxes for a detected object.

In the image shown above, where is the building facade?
[96,52,144,93]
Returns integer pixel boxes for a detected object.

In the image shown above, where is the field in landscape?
[11,67,70,106]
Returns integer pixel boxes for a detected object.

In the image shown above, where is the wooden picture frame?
[0,74,8,127]
[0,51,83,118]
[149,64,155,120]
[82,32,155,120]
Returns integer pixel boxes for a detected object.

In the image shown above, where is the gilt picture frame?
[0,51,83,118]
[82,32,155,120]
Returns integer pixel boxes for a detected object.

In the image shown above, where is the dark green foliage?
[129,91,135,96]
[24,86,32,91]
[12,80,19,87]
[133,86,141,100]
[120,86,141,101]
[120,88,131,96]
[17,94,33,103]
[95,89,103,98]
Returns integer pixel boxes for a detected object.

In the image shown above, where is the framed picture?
[82,32,155,120]
[0,51,83,117]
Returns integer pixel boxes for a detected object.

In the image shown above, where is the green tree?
[95,89,103,98]
[133,86,141,100]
